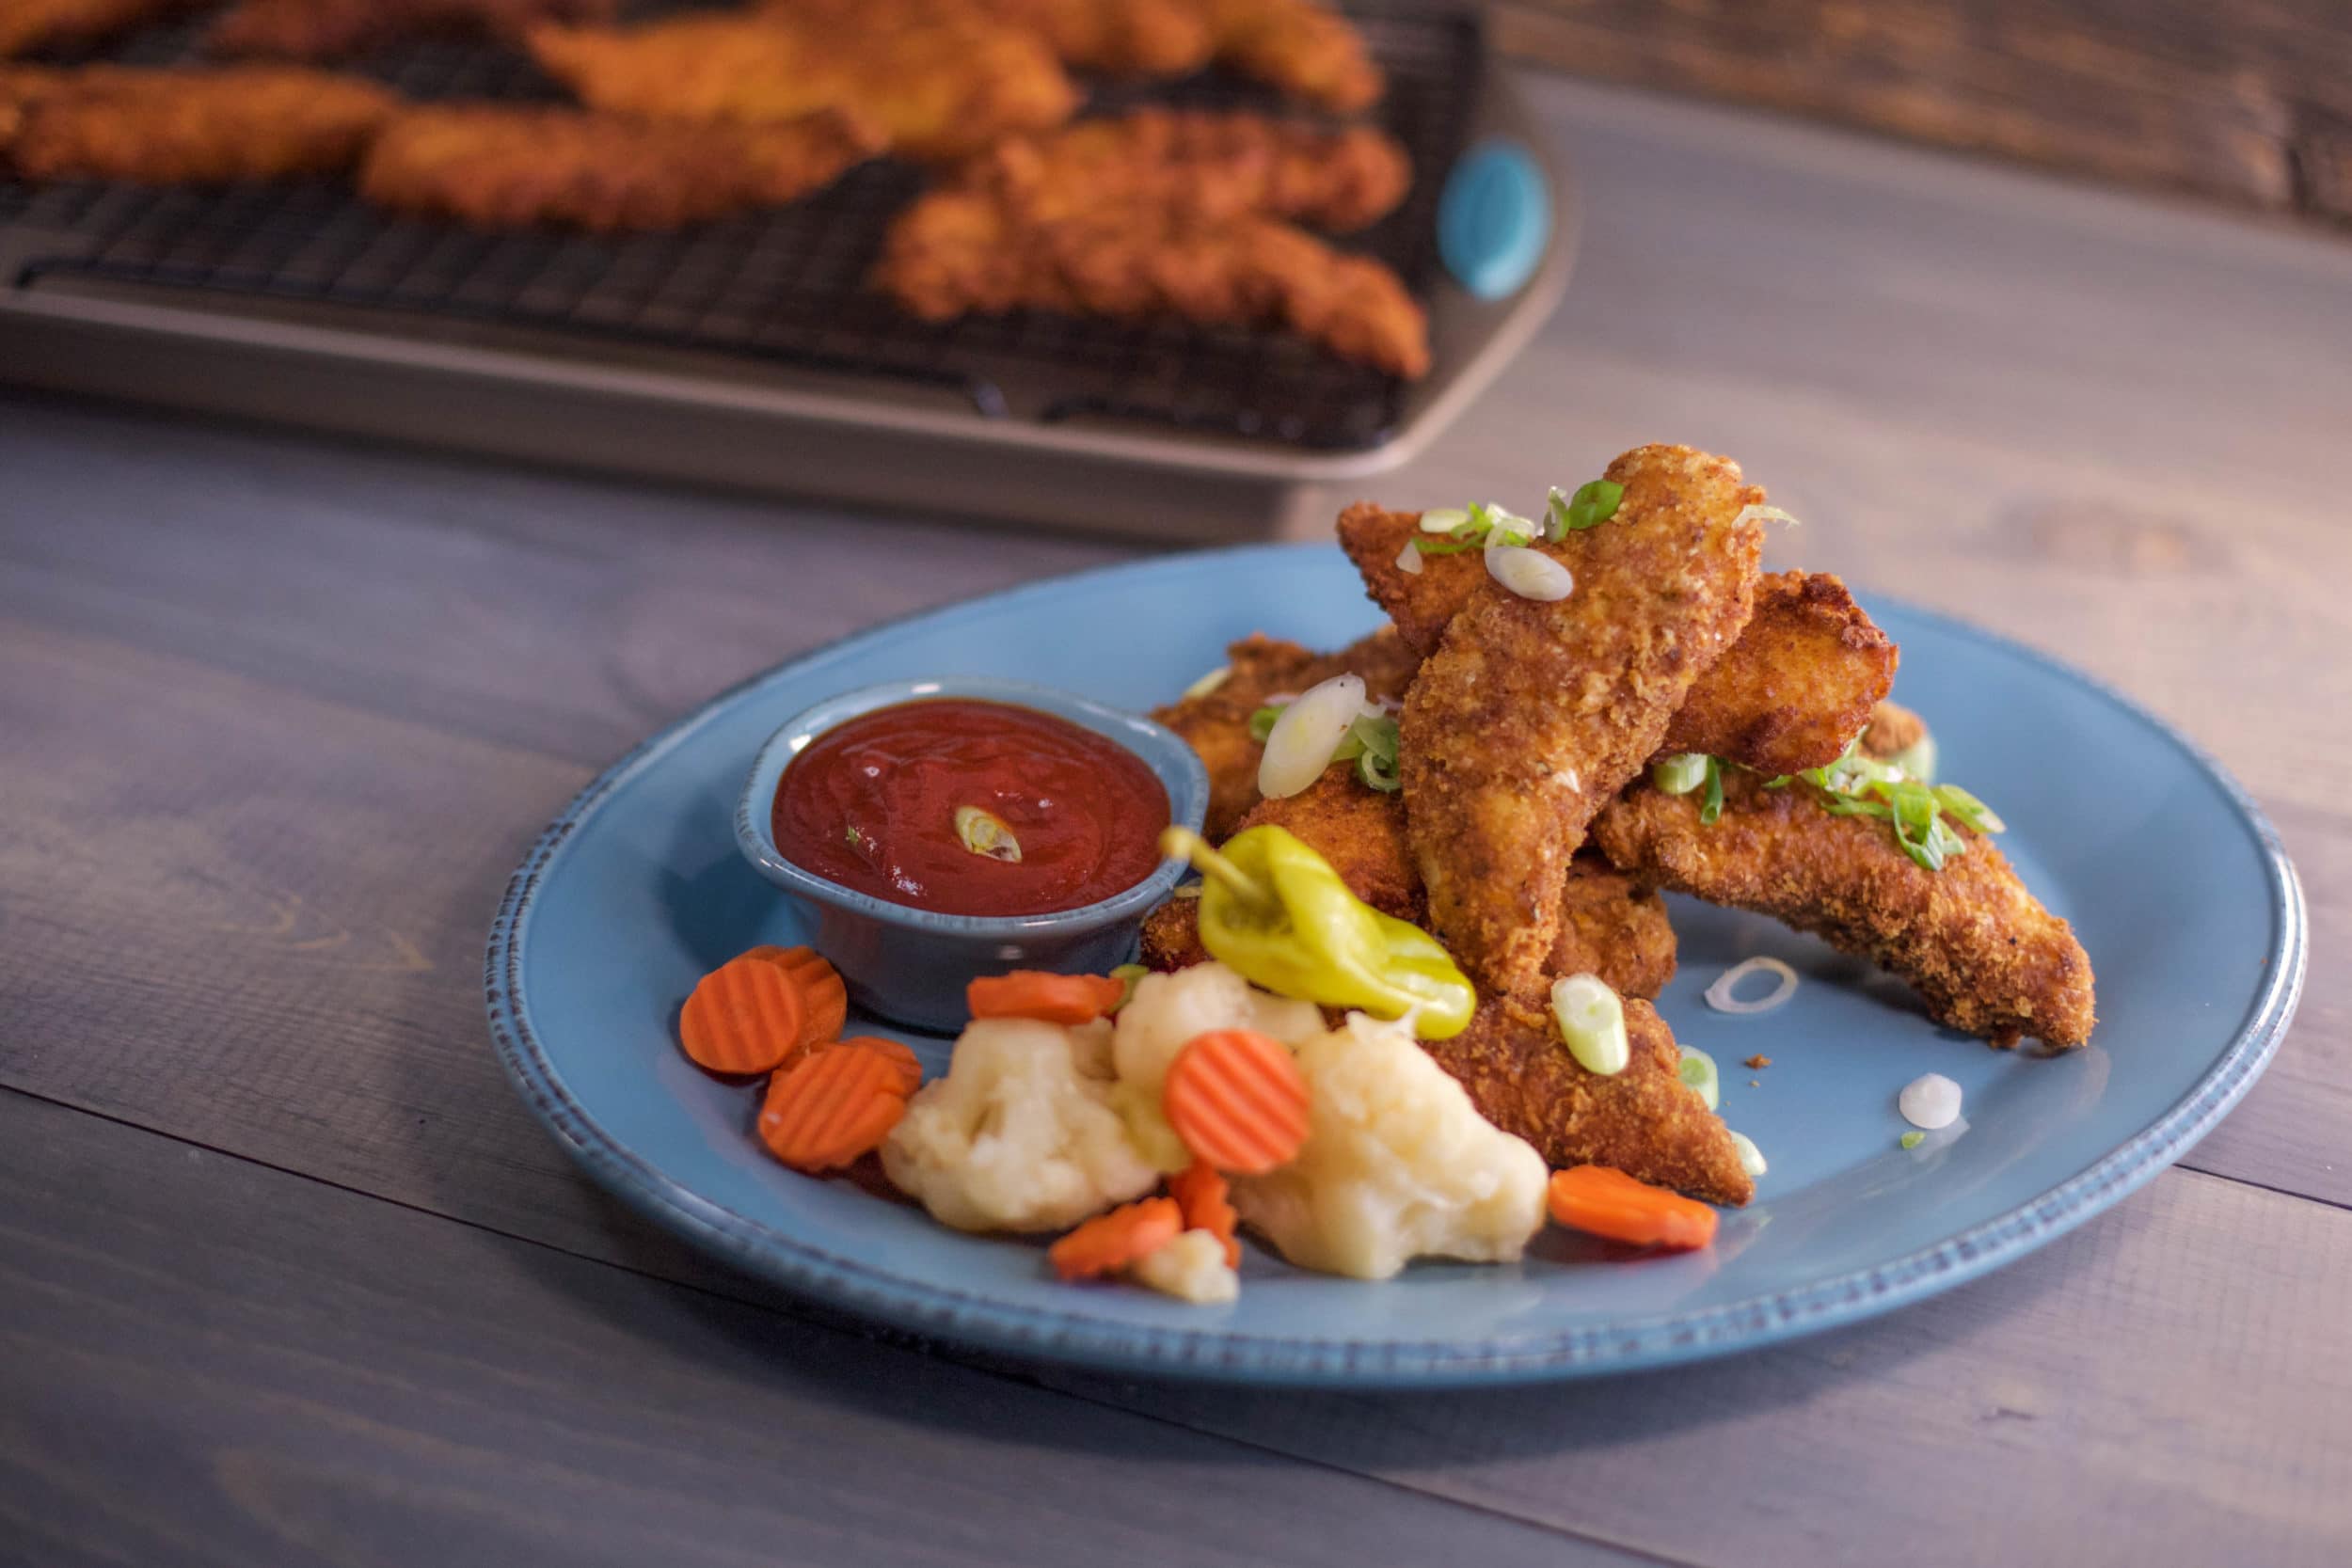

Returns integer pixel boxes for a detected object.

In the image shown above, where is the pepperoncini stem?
[1159,826,1272,908]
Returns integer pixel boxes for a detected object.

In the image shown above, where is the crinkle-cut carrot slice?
[1547,1164,1718,1251]
[1049,1196,1184,1282]
[757,1043,909,1172]
[758,944,849,1051]
[678,952,806,1075]
[1168,1158,1240,1268]
[836,1035,922,1096]
[1162,1028,1311,1175]
[966,970,1127,1025]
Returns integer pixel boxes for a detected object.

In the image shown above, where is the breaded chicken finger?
[1592,768,2096,1049]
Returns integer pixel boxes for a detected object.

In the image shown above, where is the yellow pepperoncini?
[1159,825,1476,1039]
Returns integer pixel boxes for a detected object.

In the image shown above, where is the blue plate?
[485,545,2305,1387]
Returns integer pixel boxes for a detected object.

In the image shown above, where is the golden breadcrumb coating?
[1860,698,1928,761]
[1201,0,1380,112]
[208,0,610,60]
[1400,444,1765,998]
[2,64,395,183]
[1339,504,1893,778]
[1150,626,1418,840]
[529,10,1077,161]
[874,184,1429,376]
[358,103,881,231]
[1422,993,1753,1206]
[1592,769,2095,1049]
[955,107,1411,232]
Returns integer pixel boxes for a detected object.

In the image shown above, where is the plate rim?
[483,543,2307,1388]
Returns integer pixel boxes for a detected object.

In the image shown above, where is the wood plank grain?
[1491,0,2352,225]
[0,1089,1645,1568]
[1042,1165,2352,1568]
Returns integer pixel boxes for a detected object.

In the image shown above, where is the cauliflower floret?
[882,1017,1158,1233]
[1231,1012,1549,1280]
[1112,962,1325,1171]
[1132,1228,1240,1305]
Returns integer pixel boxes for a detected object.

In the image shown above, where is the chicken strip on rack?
[958,107,1412,232]
[767,0,1217,78]
[1201,0,1381,112]
[876,185,1430,376]
[1138,768,1677,1000]
[0,0,192,59]
[1151,626,1418,839]
[1402,444,1766,997]
[1592,768,2096,1049]
[358,103,882,231]
[1,64,396,183]
[1423,992,1753,1206]
[1340,502,1896,778]
[529,10,1077,161]
[208,0,609,60]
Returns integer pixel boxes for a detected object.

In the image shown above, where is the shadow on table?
[491,1165,2087,1474]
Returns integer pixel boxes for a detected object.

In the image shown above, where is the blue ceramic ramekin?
[734,677,1209,1032]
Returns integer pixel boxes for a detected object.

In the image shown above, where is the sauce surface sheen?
[773,697,1170,917]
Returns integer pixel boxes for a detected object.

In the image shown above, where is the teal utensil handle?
[1438,138,1552,301]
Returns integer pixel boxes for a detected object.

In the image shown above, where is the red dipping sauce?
[772,698,1170,917]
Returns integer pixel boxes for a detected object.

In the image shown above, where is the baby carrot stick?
[1049,1196,1184,1281]
[1168,1159,1240,1268]
[678,952,806,1075]
[1547,1165,1718,1251]
[757,1042,909,1172]
[967,971,1127,1025]
[1162,1029,1311,1176]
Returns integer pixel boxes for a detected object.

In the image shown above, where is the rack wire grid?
[1,1,1483,451]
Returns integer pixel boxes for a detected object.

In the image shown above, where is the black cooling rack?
[0,2,1481,451]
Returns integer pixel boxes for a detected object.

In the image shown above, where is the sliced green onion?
[1258,673,1366,799]
[1887,732,1938,784]
[1485,544,1574,601]
[1699,755,1725,825]
[1417,506,1470,534]
[1652,752,1711,796]
[1412,535,1482,556]
[953,805,1022,863]
[1677,1045,1720,1111]
[1934,784,2005,834]
[1181,665,1231,701]
[1357,748,1401,792]
[1109,962,1151,1011]
[1549,973,1629,1076]
[1900,1131,1926,1150]
[1728,1131,1768,1178]
[1393,537,1424,575]
[1248,704,1285,742]
[1555,478,1624,533]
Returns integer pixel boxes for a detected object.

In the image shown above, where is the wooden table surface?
[5,71,2349,1568]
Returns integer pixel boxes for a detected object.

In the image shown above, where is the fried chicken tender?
[1422,993,1753,1206]
[960,107,1410,232]
[1203,0,1380,112]
[1401,445,1766,998]
[1150,626,1418,840]
[876,186,1429,375]
[0,0,190,59]
[1138,776,1677,1002]
[1659,571,1897,775]
[1592,769,2096,1049]
[208,0,609,59]
[1,64,396,182]
[528,11,1077,162]
[358,103,881,231]
[1340,504,1894,777]
[982,0,1214,73]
